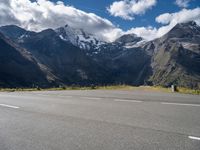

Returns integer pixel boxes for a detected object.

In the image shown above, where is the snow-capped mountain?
[55,25,147,52]
[55,25,105,50]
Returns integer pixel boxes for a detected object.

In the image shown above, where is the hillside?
[0,33,54,88]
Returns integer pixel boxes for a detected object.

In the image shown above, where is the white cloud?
[0,0,123,42]
[126,26,157,40]
[175,0,192,8]
[126,8,200,40]
[107,0,157,20]
[155,13,172,24]
[156,8,200,25]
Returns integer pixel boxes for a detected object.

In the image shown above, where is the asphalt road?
[0,90,200,150]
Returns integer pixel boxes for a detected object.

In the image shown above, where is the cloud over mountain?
[0,0,123,42]
[0,0,199,42]
[156,8,200,25]
[127,7,200,40]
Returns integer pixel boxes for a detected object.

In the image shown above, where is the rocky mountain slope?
[142,21,200,88]
[0,21,199,88]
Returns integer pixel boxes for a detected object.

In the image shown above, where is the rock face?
[0,21,199,88]
[143,21,200,88]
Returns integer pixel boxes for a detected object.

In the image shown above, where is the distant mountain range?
[0,21,199,88]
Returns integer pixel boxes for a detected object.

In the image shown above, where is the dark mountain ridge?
[0,32,55,88]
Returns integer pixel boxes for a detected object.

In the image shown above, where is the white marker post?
[171,85,177,92]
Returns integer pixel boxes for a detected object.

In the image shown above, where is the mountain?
[0,25,27,39]
[143,21,200,88]
[0,32,54,88]
[55,25,105,50]
[162,21,200,43]
[114,34,145,48]
[0,21,199,88]
[0,27,110,86]
[90,34,150,85]
[0,25,151,86]
[0,25,36,42]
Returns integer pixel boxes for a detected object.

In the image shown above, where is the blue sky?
[51,0,199,30]
[1,0,200,41]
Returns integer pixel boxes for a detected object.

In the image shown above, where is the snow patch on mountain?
[56,25,106,50]
[123,40,147,49]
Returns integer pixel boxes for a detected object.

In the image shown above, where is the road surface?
[0,90,200,150]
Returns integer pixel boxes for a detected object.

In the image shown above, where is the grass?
[0,85,199,95]
[176,87,200,95]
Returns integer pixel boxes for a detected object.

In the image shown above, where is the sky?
[57,0,197,29]
[0,0,200,41]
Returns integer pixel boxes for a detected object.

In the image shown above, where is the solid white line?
[81,97,102,100]
[114,99,142,103]
[0,103,19,109]
[162,102,200,107]
[188,136,200,141]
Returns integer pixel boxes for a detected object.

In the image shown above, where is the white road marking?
[188,136,200,141]
[81,97,102,100]
[0,95,24,98]
[37,94,73,98]
[114,99,142,103]
[0,103,19,109]
[162,102,200,107]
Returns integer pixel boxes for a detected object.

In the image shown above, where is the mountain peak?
[0,25,27,39]
[55,24,105,50]
[161,21,200,41]
[172,21,199,31]
[114,33,144,48]
[0,25,25,31]
[115,34,143,43]
[178,21,197,27]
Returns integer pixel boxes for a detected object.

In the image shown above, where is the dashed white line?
[188,136,200,141]
[36,94,73,98]
[114,99,142,103]
[0,103,19,109]
[162,102,200,107]
[81,97,102,100]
